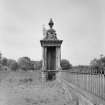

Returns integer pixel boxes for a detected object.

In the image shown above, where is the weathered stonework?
[40,19,63,81]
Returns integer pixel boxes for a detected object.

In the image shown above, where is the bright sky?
[0,0,105,65]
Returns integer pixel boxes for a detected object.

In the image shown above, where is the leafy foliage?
[17,57,34,71]
[1,57,8,66]
[0,52,2,68]
[90,55,105,74]
[60,59,72,70]
[7,59,18,71]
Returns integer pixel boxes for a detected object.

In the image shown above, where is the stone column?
[56,46,62,81]
[41,47,44,81]
[56,47,58,70]
[59,46,62,70]
[44,47,47,70]
[56,46,61,70]
[42,47,47,81]
[42,47,44,70]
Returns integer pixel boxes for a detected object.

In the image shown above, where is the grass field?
[0,70,75,105]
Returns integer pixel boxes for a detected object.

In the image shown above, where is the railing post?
[100,69,103,98]
[102,69,104,99]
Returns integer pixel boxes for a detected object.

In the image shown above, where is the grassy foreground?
[0,70,75,105]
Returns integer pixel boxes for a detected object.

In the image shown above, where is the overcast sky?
[0,0,105,65]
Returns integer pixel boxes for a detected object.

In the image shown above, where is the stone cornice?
[40,40,63,47]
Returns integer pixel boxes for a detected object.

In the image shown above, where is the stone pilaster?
[56,46,62,81]
[42,47,47,82]
[42,47,47,71]
[42,47,44,71]
[44,47,47,70]
[56,47,61,70]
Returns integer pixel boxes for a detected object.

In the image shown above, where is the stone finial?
[48,18,54,28]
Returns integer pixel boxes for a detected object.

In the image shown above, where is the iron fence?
[62,69,105,100]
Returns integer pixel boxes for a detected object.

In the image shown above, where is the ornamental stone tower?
[40,19,63,81]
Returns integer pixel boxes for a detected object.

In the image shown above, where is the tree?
[1,57,8,66]
[7,59,18,71]
[90,55,105,74]
[17,57,34,71]
[0,52,2,68]
[0,53,1,60]
[60,59,72,70]
[0,57,8,70]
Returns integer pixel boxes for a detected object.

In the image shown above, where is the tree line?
[0,52,72,71]
[1,51,104,74]
[90,54,105,74]
[72,54,105,74]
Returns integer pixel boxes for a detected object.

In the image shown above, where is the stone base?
[41,71,46,82]
[41,71,61,82]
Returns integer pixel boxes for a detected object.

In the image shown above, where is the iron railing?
[62,69,105,100]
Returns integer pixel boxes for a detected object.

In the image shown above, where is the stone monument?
[40,18,63,81]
